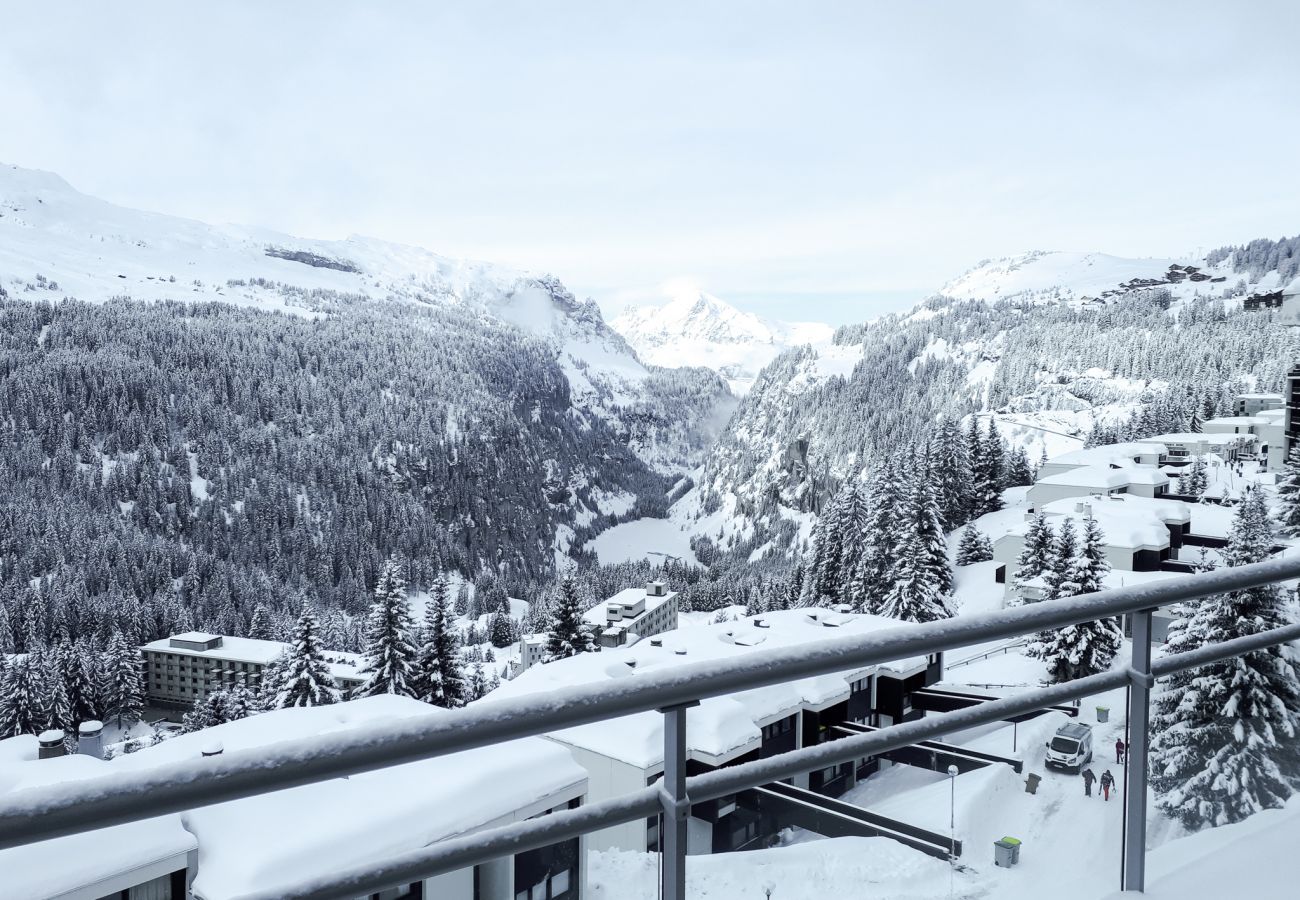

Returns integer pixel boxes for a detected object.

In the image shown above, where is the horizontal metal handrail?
[1,556,1298,886]
[238,618,1300,900]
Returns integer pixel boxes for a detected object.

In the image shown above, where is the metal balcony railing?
[2,556,1299,899]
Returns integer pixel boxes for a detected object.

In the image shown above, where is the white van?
[1044,722,1093,770]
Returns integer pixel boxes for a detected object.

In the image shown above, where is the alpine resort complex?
[2,4,1300,900]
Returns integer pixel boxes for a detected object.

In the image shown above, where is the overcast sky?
[3,2,1299,324]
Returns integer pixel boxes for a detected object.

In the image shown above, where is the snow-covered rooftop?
[1041,442,1165,470]
[1036,467,1135,489]
[0,737,197,900]
[1016,495,1190,550]
[1202,416,1267,427]
[110,696,587,899]
[491,609,929,769]
[1137,432,1250,446]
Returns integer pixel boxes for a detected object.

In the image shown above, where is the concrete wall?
[556,742,655,854]
[1027,482,1117,510]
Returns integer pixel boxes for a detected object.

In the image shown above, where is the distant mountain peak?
[611,286,832,395]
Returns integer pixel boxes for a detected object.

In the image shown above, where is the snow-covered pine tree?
[1032,515,1121,682]
[488,602,516,649]
[1276,443,1300,536]
[469,662,487,700]
[1041,517,1079,602]
[1187,456,1208,498]
[413,576,468,708]
[969,417,1007,516]
[182,687,257,733]
[1005,447,1034,488]
[955,524,994,566]
[544,574,596,662]
[0,656,46,737]
[808,488,847,602]
[358,557,418,698]
[274,606,341,708]
[1150,487,1300,829]
[928,417,973,531]
[879,477,955,623]
[1013,513,1055,592]
[0,604,14,655]
[247,604,275,640]
[849,462,903,613]
[102,630,144,728]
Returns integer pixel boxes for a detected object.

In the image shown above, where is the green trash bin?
[1096,706,1110,723]
[994,836,1022,868]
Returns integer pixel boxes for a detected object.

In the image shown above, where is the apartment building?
[582,581,679,649]
[1234,392,1283,417]
[1134,431,1254,464]
[142,632,366,709]
[491,609,942,857]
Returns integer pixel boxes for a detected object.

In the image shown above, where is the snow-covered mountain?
[611,287,833,394]
[0,163,730,474]
[673,237,1300,559]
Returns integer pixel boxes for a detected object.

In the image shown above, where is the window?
[550,870,572,896]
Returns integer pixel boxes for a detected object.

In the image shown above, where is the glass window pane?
[552,869,571,895]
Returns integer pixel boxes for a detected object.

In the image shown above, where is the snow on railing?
[2,556,1299,900]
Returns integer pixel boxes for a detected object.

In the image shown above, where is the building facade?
[142,632,366,709]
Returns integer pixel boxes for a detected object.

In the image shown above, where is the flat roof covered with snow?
[110,695,587,899]
[582,586,677,626]
[1036,467,1137,489]
[491,608,930,769]
[1042,442,1165,469]
[1137,432,1250,445]
[0,737,197,900]
[1017,495,1190,549]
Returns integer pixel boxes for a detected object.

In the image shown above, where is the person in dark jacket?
[1082,767,1096,797]
[1115,738,1126,763]
[1100,770,1115,801]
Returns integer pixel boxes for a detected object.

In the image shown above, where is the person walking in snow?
[1100,769,1115,801]
[1115,738,1126,764]
[1082,767,1096,797]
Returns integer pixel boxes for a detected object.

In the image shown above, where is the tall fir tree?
[808,488,847,602]
[929,417,973,531]
[101,630,144,729]
[849,462,903,613]
[1031,515,1122,682]
[1150,487,1300,829]
[1013,513,1055,591]
[1041,517,1079,602]
[0,656,46,737]
[879,476,955,623]
[413,577,468,708]
[545,574,596,662]
[274,606,341,708]
[359,557,418,698]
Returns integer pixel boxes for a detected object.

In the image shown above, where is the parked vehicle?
[1044,722,1093,771]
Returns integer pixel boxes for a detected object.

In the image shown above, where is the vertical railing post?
[1123,608,1155,892]
[659,702,697,900]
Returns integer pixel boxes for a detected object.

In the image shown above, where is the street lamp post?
[948,764,959,900]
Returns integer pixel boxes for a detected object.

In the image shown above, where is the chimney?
[201,740,224,758]
[38,729,67,759]
[650,638,663,647]
[77,720,104,760]
[674,648,687,656]
[1074,501,1086,513]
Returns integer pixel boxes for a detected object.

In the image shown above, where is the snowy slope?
[0,164,731,473]
[611,286,832,394]
[939,249,1233,308]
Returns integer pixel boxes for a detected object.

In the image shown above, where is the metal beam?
[1123,609,1154,892]
[660,702,694,900]
[225,620,1300,900]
